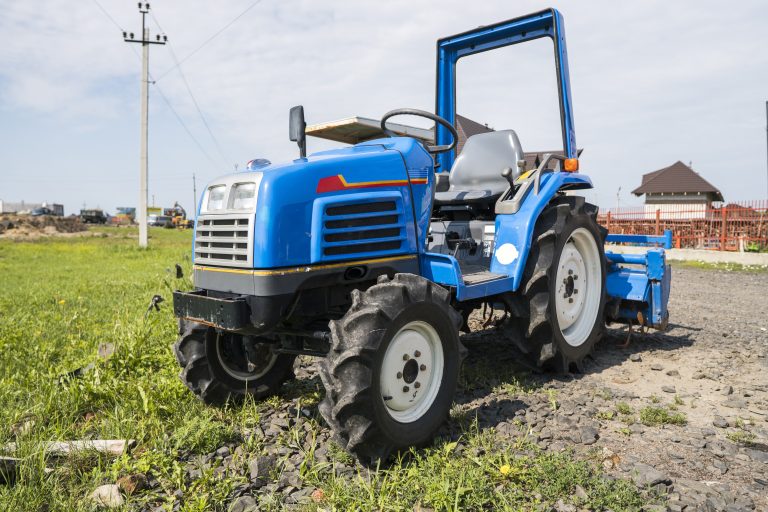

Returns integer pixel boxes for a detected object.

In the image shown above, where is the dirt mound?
[0,214,88,240]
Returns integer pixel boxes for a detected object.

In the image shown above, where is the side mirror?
[289,105,307,158]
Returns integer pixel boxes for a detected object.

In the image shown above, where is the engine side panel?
[358,137,435,255]
[251,145,418,268]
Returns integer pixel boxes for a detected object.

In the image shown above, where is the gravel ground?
[591,266,767,506]
[600,265,768,511]
[456,264,768,511]
[141,265,767,511]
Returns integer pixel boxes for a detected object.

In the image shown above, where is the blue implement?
[605,249,671,329]
[605,230,673,249]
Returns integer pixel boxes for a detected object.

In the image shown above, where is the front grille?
[319,198,406,260]
[194,214,253,267]
[326,201,397,215]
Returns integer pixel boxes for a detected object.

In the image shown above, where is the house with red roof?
[631,161,723,219]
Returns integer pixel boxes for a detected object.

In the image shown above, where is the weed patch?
[309,430,648,511]
[639,406,686,427]
[727,431,757,446]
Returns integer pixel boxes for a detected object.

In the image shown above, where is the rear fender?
[420,171,591,301]
[490,171,592,292]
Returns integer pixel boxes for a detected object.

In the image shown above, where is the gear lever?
[501,167,515,188]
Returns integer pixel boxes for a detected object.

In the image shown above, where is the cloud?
[0,0,767,214]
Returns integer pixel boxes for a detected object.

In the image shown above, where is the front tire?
[511,196,607,372]
[174,321,296,405]
[318,274,464,462]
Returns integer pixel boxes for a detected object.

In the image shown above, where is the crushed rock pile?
[0,214,88,239]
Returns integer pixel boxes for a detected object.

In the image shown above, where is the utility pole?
[124,3,166,247]
[192,173,197,219]
[765,101,768,201]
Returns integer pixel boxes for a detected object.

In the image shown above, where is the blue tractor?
[173,8,671,461]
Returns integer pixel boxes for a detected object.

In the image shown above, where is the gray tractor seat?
[434,130,524,206]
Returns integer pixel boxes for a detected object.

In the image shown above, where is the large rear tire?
[174,321,296,405]
[318,274,464,463]
[510,196,607,372]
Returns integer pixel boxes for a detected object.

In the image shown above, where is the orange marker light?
[564,158,579,172]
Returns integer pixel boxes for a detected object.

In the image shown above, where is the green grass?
[670,260,768,273]
[0,228,245,510]
[0,228,650,511]
[726,430,757,446]
[639,406,687,427]
[306,427,647,511]
[595,410,615,421]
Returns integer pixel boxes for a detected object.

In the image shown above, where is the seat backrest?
[448,130,524,194]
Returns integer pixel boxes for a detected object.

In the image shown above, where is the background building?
[0,200,64,215]
[631,161,723,219]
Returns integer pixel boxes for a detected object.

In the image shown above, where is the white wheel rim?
[379,320,444,423]
[554,227,602,347]
[216,335,278,381]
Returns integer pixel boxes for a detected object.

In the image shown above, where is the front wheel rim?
[379,321,444,423]
[554,227,602,347]
[215,333,278,381]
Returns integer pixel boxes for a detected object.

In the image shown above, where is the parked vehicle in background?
[31,207,54,216]
[111,207,136,226]
[148,214,173,227]
[170,202,193,229]
[79,209,107,224]
[29,204,64,216]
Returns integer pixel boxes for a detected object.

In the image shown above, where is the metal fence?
[598,200,768,251]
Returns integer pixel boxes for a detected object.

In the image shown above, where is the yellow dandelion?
[499,464,512,476]
[58,299,66,305]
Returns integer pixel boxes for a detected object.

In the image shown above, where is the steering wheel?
[380,108,458,154]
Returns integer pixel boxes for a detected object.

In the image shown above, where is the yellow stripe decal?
[338,174,410,187]
[194,254,417,276]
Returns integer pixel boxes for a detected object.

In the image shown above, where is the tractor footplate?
[173,290,250,331]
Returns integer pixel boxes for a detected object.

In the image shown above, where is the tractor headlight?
[205,185,226,211]
[230,182,257,210]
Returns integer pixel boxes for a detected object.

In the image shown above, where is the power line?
[152,82,221,168]
[1,175,193,183]
[89,0,221,171]
[91,0,124,31]
[154,0,263,81]
[165,46,232,167]
[151,11,232,167]
[126,45,220,169]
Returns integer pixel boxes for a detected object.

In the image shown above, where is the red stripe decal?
[316,175,345,193]
[316,174,428,193]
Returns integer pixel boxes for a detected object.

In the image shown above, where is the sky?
[1,0,767,215]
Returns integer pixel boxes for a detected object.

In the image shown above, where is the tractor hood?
[194,137,434,269]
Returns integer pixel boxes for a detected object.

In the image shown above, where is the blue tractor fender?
[421,171,593,301]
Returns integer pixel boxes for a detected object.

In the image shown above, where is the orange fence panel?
[598,200,768,251]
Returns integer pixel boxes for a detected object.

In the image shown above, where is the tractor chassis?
[174,289,333,357]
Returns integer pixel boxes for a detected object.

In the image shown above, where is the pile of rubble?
[0,214,88,239]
